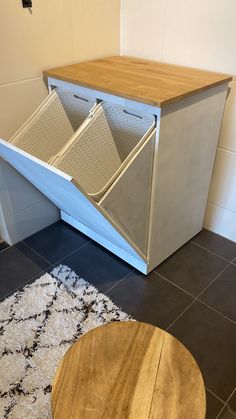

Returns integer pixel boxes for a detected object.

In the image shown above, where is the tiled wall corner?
[205,81,236,241]
[0,0,120,243]
[121,0,236,242]
[204,202,236,243]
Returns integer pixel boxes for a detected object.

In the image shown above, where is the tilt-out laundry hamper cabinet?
[0,57,232,274]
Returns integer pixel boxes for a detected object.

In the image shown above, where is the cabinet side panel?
[147,85,228,272]
[100,131,156,256]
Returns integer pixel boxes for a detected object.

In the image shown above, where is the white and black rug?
[0,265,130,419]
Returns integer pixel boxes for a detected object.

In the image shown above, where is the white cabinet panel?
[219,81,236,153]
[0,158,59,245]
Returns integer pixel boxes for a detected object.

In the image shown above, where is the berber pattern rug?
[0,265,130,418]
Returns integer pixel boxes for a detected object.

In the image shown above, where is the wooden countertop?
[45,56,232,107]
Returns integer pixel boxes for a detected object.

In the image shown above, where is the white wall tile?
[0,1,120,139]
[162,0,236,74]
[71,0,120,62]
[0,77,48,140]
[121,0,165,60]
[208,148,236,213]
[0,1,73,84]
[121,0,236,74]
[121,0,236,241]
[0,1,120,84]
[0,1,121,244]
[204,202,236,243]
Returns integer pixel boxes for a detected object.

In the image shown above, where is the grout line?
[48,240,91,268]
[153,270,196,298]
[195,262,231,300]
[161,262,234,330]
[208,199,236,215]
[106,270,134,294]
[0,250,127,304]
[160,0,167,61]
[155,261,235,327]
[108,265,236,331]
[23,237,90,269]
[22,241,52,265]
[120,0,125,55]
[205,387,225,404]
[197,299,236,325]
[165,299,196,331]
[190,241,232,262]
[0,75,42,88]
[217,144,236,154]
[200,227,236,246]
[215,388,236,419]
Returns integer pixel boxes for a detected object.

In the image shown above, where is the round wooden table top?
[51,321,206,419]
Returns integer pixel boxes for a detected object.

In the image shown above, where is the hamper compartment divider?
[53,101,156,202]
[49,103,102,166]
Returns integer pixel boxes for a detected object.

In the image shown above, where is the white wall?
[121,0,236,242]
[0,0,120,139]
[0,0,120,243]
[1,0,235,243]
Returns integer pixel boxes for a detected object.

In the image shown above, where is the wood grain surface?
[51,321,206,419]
[45,56,232,107]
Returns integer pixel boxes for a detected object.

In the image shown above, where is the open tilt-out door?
[0,88,156,273]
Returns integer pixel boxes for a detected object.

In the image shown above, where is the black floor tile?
[168,301,236,401]
[228,391,236,412]
[205,390,224,419]
[192,229,236,262]
[218,409,235,419]
[0,241,9,252]
[24,221,89,264]
[0,242,50,300]
[155,242,228,296]
[59,241,132,292]
[218,390,236,418]
[199,264,236,323]
[107,270,193,329]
